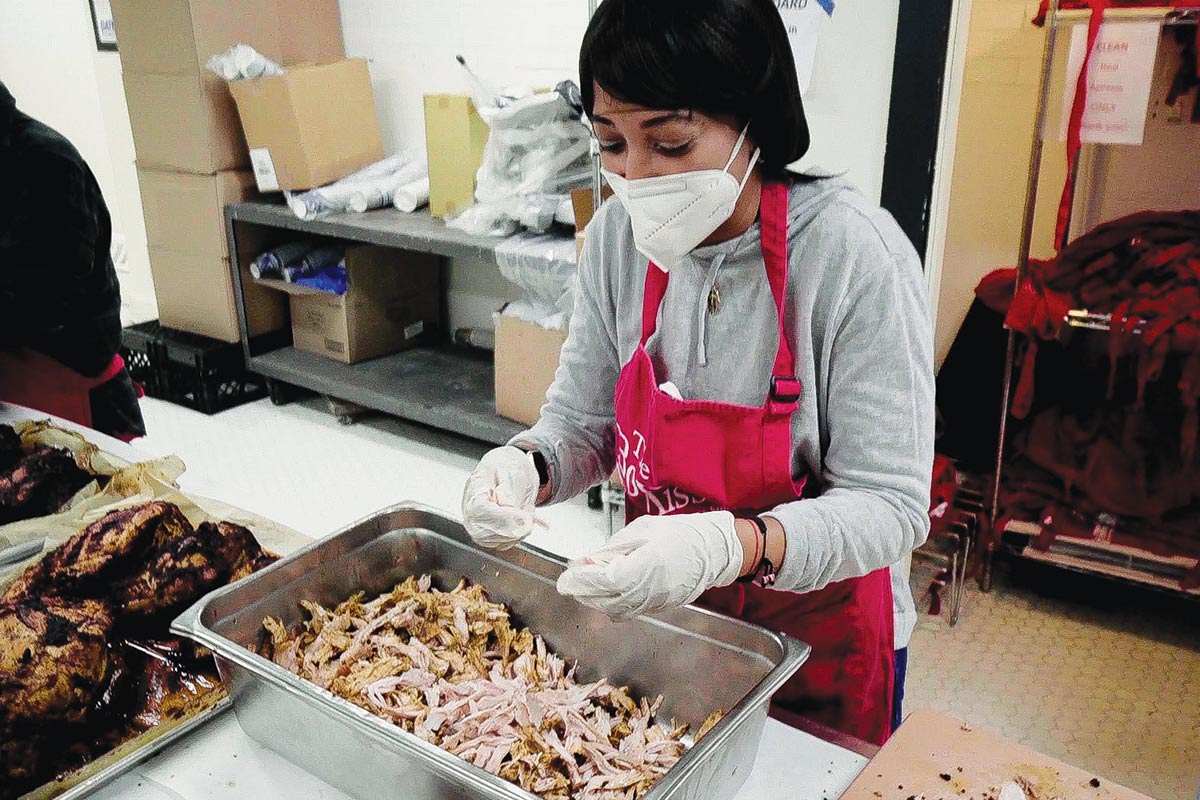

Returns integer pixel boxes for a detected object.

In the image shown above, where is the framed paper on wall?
[89,0,117,51]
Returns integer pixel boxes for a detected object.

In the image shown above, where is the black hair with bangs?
[579,0,809,178]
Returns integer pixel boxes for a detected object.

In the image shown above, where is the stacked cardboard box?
[111,0,343,342]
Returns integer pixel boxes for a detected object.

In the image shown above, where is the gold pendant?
[707,285,721,315]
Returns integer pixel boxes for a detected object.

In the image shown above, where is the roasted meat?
[264,575,697,800]
[0,723,47,796]
[114,523,225,617]
[51,501,193,586]
[0,500,278,797]
[0,447,92,525]
[0,597,114,724]
[122,640,221,728]
[112,519,275,617]
[1,501,194,604]
[204,521,278,582]
[0,424,21,472]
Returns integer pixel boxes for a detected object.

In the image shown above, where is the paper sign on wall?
[775,0,833,95]
[1059,20,1160,145]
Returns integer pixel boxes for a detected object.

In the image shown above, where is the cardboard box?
[228,59,384,192]
[494,314,568,427]
[123,72,247,174]
[570,186,612,232]
[137,168,255,259]
[112,0,344,175]
[423,94,490,219]
[256,246,441,364]
[148,248,287,343]
[111,0,342,76]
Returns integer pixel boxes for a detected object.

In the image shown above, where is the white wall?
[340,0,900,330]
[0,0,156,325]
[1,1,898,338]
[802,2,900,203]
[341,0,899,198]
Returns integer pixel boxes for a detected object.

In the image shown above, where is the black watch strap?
[529,450,550,487]
[738,516,777,588]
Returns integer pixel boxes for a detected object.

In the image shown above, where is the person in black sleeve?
[0,80,144,439]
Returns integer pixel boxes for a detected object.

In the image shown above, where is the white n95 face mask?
[602,123,760,273]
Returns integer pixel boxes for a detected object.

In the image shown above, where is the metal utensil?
[0,538,44,567]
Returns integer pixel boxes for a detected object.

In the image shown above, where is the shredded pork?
[262,575,718,799]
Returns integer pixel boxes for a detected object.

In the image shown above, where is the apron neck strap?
[641,263,669,345]
[759,181,796,382]
[640,180,794,374]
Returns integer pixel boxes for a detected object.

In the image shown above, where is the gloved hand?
[462,446,541,549]
[556,511,743,619]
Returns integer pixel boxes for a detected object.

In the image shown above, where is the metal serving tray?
[172,503,810,800]
[21,699,230,800]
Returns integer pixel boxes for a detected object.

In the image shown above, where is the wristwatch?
[520,447,550,488]
[738,516,777,588]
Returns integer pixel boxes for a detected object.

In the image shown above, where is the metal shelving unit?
[225,0,605,446]
[986,2,1200,596]
[225,201,576,444]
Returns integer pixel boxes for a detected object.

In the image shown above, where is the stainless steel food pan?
[172,503,809,800]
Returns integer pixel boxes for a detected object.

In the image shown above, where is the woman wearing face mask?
[462,0,934,745]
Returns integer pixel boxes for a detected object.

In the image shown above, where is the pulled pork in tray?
[0,501,278,800]
[261,575,723,800]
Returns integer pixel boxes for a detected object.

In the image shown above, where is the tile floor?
[136,397,1200,800]
[907,559,1200,800]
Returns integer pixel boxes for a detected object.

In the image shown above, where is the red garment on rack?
[992,456,1200,588]
[1001,211,1200,420]
[929,454,960,539]
[1020,406,1200,518]
[975,268,1017,314]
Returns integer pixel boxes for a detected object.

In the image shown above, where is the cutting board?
[840,709,1152,800]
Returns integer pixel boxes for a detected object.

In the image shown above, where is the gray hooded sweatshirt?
[513,175,935,648]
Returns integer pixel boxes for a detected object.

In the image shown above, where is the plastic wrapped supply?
[392,178,431,213]
[448,81,592,237]
[493,233,578,331]
[286,152,427,219]
[249,240,314,279]
[206,44,284,81]
[280,245,345,284]
[347,160,428,213]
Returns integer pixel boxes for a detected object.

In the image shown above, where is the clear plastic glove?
[556,511,743,619]
[462,446,541,549]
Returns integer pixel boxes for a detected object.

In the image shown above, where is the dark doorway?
[880,0,957,263]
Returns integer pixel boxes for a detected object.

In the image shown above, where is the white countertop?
[87,712,867,800]
[2,403,870,800]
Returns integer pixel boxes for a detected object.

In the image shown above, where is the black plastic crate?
[121,321,267,414]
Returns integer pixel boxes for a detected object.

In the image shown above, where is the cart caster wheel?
[587,486,603,510]
[325,395,370,426]
[266,378,301,406]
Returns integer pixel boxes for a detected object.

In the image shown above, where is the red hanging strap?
[1056,0,1110,250]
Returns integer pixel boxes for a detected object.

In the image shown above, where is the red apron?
[0,349,127,430]
[613,180,895,745]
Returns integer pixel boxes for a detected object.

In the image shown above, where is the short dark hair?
[579,0,809,177]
